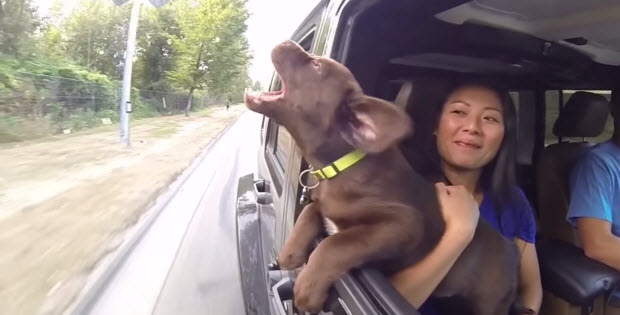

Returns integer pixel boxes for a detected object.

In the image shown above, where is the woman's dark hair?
[407,78,519,213]
[474,81,518,212]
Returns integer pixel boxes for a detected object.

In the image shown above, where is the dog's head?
[245,40,411,155]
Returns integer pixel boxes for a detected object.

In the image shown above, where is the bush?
[132,99,159,119]
[0,114,53,143]
[95,109,119,122]
[67,109,100,131]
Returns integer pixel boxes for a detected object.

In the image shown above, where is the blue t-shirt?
[418,187,537,314]
[567,141,620,236]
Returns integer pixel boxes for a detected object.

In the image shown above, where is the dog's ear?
[341,96,412,153]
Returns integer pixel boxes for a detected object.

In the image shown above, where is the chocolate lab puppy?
[245,40,531,315]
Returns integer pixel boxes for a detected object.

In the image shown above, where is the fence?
[0,72,218,142]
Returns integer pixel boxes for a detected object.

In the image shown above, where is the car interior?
[260,0,620,314]
[278,0,620,314]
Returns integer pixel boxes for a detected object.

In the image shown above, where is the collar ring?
[299,168,320,189]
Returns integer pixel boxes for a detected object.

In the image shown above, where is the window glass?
[275,126,292,169]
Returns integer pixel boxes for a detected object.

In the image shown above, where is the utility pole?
[119,0,142,146]
[114,0,170,146]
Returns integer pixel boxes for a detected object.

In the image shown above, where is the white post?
[119,0,142,146]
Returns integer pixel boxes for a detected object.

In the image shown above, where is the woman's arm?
[390,223,474,307]
[390,183,479,308]
[515,238,542,314]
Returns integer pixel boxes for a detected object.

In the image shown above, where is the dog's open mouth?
[244,80,287,109]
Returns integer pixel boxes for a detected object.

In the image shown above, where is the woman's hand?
[435,182,480,239]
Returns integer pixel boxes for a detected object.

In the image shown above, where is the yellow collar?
[311,150,366,180]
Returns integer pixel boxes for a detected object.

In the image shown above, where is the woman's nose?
[462,116,482,134]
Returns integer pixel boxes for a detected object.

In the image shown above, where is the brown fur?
[244,40,530,314]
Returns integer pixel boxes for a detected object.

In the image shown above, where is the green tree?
[168,0,250,116]
[0,0,41,57]
[39,0,65,57]
[62,0,130,78]
[134,5,180,90]
[224,66,251,103]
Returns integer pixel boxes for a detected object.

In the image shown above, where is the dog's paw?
[278,248,307,270]
[293,269,328,313]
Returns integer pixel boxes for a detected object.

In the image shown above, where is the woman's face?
[436,85,505,172]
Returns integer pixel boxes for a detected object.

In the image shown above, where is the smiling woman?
[391,80,541,315]
[436,85,506,174]
[416,80,521,213]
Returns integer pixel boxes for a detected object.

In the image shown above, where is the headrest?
[553,91,609,138]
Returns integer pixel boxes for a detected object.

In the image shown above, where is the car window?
[299,30,315,52]
[264,79,289,173]
[264,118,284,196]
[265,118,292,172]
[265,118,277,153]
[545,90,614,145]
[275,126,292,169]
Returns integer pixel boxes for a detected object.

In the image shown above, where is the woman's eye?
[451,110,466,116]
[484,116,500,123]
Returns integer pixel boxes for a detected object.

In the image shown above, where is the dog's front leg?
[279,202,323,270]
[294,219,414,312]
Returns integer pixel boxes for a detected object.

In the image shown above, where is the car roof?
[436,0,620,66]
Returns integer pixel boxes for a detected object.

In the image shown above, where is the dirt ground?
[0,105,246,315]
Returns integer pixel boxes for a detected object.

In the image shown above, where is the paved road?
[84,111,261,315]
